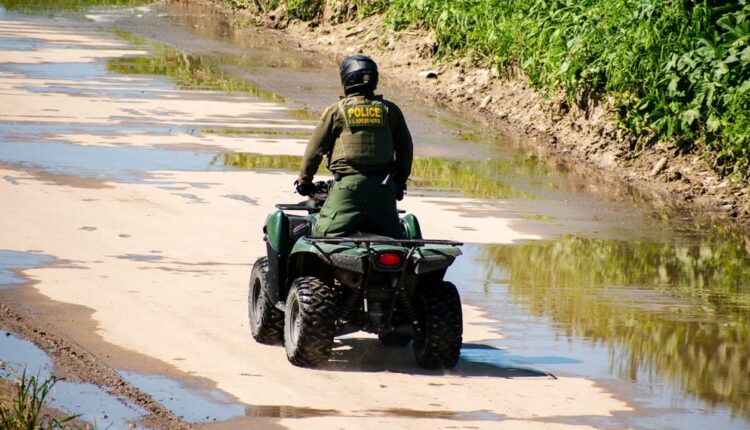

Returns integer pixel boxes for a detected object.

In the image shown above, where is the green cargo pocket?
[319,206,337,220]
[337,182,359,192]
[313,206,336,236]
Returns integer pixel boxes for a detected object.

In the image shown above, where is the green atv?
[248,181,463,369]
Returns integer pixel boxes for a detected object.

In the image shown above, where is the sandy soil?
[0,10,633,430]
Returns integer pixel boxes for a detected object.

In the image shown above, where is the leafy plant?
[0,370,78,429]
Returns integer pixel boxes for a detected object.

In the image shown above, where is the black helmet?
[339,55,378,95]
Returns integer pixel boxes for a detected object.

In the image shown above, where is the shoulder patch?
[320,106,333,121]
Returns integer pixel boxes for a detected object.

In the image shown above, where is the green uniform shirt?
[298,92,413,185]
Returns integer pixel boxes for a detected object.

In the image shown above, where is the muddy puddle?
[0,141,226,182]
[0,330,145,428]
[0,250,56,288]
[94,2,522,160]
[118,370,246,423]
[450,234,750,429]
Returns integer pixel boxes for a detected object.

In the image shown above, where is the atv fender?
[263,210,289,305]
[412,247,462,274]
[401,214,423,240]
[289,240,364,275]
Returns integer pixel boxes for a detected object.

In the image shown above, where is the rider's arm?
[299,106,337,184]
[389,104,414,185]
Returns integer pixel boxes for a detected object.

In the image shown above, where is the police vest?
[331,97,394,167]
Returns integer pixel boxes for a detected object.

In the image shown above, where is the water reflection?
[218,152,544,199]
[107,30,286,102]
[118,370,245,423]
[472,229,750,418]
[0,0,149,12]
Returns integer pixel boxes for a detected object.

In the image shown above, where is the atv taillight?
[378,253,402,266]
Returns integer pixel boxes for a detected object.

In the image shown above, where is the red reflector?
[378,253,402,266]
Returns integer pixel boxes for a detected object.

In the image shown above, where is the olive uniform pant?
[313,173,403,238]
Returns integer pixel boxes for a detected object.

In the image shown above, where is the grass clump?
[256,0,388,20]
[286,0,323,20]
[0,370,78,429]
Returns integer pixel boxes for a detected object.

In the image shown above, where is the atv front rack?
[276,203,320,212]
[276,204,406,214]
[305,237,462,246]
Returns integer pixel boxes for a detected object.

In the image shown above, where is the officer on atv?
[295,54,413,238]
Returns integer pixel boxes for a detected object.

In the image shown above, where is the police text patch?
[345,104,385,126]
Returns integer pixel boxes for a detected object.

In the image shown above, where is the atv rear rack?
[305,237,463,247]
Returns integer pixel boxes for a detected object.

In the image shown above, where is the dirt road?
[0,9,633,429]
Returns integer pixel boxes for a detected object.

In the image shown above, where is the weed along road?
[1,3,750,430]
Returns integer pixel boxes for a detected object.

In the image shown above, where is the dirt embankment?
[207,0,749,226]
[0,301,191,430]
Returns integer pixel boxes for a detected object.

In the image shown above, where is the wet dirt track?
[1,3,750,430]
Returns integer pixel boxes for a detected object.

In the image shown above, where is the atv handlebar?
[279,179,405,213]
[275,204,406,214]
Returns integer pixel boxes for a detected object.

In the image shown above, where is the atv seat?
[347,232,394,240]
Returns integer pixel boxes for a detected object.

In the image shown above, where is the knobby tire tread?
[285,276,336,367]
[414,281,463,369]
[248,257,284,344]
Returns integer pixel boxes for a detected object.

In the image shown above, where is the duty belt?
[333,170,392,182]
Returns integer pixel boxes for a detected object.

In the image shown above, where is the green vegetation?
[228,0,387,20]
[286,0,322,20]
[218,152,545,199]
[384,0,750,176]
[480,228,750,416]
[0,371,78,429]
[0,0,149,12]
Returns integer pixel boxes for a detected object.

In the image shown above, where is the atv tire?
[248,257,284,344]
[378,331,412,347]
[413,281,463,369]
[284,276,336,367]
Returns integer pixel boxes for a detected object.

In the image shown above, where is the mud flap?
[265,239,285,307]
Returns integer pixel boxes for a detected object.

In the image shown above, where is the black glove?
[396,182,406,201]
[294,180,316,196]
